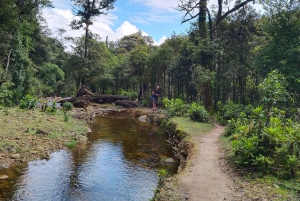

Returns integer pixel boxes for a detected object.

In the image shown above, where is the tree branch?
[217,0,254,25]
[206,8,213,41]
[177,0,200,24]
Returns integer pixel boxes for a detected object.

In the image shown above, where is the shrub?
[19,94,38,110]
[162,98,188,116]
[188,102,210,122]
[62,102,73,111]
[141,98,151,107]
[46,101,58,114]
[229,71,300,179]
[119,90,138,100]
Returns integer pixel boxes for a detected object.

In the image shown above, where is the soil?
[178,124,234,200]
[158,123,297,201]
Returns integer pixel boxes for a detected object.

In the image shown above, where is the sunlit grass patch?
[170,117,214,137]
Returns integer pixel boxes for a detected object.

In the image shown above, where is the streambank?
[0,107,90,169]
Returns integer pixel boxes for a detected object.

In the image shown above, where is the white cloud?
[43,7,154,50]
[154,36,168,46]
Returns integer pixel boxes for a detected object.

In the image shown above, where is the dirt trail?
[178,124,235,201]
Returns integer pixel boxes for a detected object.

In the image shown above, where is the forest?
[1,0,300,179]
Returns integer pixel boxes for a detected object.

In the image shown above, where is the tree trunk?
[199,0,213,110]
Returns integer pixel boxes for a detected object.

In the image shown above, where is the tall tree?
[177,0,262,110]
[70,0,117,58]
[255,0,300,97]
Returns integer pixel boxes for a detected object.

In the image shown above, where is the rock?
[36,129,51,135]
[138,115,148,123]
[87,128,92,133]
[0,163,9,169]
[76,135,88,144]
[172,147,180,153]
[7,146,17,153]
[30,150,38,154]
[11,154,21,159]
[36,145,44,152]
[0,175,9,180]
[165,158,175,163]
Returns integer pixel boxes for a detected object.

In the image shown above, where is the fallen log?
[58,95,129,104]
[76,85,95,97]
[115,100,140,108]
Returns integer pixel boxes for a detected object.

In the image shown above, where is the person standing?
[151,86,160,110]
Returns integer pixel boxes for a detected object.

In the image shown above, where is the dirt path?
[178,124,235,201]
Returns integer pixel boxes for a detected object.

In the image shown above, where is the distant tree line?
[1,0,300,110]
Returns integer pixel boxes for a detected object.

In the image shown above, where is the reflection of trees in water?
[64,111,175,196]
[0,163,27,199]
[0,111,177,200]
[90,111,172,167]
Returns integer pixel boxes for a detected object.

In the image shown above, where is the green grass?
[0,107,87,151]
[219,133,233,153]
[66,140,77,148]
[170,117,214,138]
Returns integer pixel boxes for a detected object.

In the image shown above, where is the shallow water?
[0,111,177,201]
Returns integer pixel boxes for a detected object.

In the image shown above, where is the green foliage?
[157,169,168,185]
[19,94,38,110]
[62,102,74,111]
[255,1,300,95]
[162,98,188,117]
[66,140,76,148]
[229,71,300,178]
[217,101,246,125]
[46,101,58,114]
[119,90,138,100]
[62,102,73,122]
[188,102,209,122]
[0,82,13,106]
[141,98,151,107]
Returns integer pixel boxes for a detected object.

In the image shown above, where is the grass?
[0,107,87,162]
[170,117,214,138]
[66,140,77,148]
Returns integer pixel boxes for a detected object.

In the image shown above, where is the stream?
[0,110,178,201]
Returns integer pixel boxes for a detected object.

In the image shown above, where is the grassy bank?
[0,107,87,168]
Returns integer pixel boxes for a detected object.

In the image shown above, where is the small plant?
[62,102,73,111]
[188,102,210,122]
[141,98,151,107]
[63,111,70,122]
[66,140,76,148]
[19,94,38,110]
[3,107,9,115]
[157,169,168,185]
[46,101,58,114]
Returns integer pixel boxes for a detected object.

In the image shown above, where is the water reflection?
[0,111,177,201]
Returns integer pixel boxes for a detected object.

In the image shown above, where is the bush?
[188,102,210,122]
[141,98,151,107]
[19,94,38,110]
[162,98,188,116]
[62,102,73,111]
[119,90,138,100]
[229,71,300,179]
[46,101,58,114]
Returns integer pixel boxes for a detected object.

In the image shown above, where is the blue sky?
[44,0,263,47]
